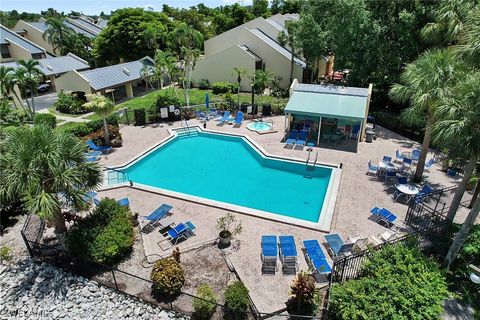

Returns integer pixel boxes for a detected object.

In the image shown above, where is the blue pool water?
[115,131,332,222]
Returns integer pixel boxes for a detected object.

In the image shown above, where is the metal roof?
[0,25,45,54]
[249,28,306,69]
[25,21,97,38]
[68,17,102,34]
[284,84,369,120]
[79,57,154,91]
[96,19,108,28]
[0,53,90,76]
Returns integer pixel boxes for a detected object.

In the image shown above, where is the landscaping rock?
[0,259,187,319]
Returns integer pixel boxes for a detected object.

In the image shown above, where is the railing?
[105,168,128,185]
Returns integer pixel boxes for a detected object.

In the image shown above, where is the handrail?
[313,150,319,166]
[306,149,311,165]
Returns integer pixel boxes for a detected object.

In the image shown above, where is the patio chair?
[411,149,421,162]
[164,221,196,245]
[216,111,231,124]
[303,240,332,281]
[382,156,393,163]
[351,124,360,139]
[86,140,112,154]
[303,120,313,133]
[261,235,278,274]
[402,158,413,170]
[369,207,398,228]
[396,176,408,185]
[284,130,298,148]
[279,235,298,274]
[424,158,435,172]
[234,111,244,126]
[367,160,379,176]
[414,184,434,204]
[324,234,354,258]
[294,130,308,149]
[384,170,397,182]
[140,204,173,234]
[395,149,404,163]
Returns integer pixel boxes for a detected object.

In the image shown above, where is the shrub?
[329,243,449,320]
[134,108,146,126]
[150,257,185,296]
[147,104,160,123]
[193,284,218,319]
[58,115,119,138]
[216,213,242,239]
[197,79,210,90]
[271,103,286,115]
[67,198,133,265]
[35,113,57,128]
[287,271,317,315]
[54,91,87,114]
[0,245,12,262]
[0,99,20,124]
[212,82,237,94]
[85,125,122,147]
[154,94,181,108]
[224,281,249,316]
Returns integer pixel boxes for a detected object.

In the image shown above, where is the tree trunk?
[31,84,35,122]
[290,45,294,85]
[470,180,480,209]
[54,209,67,234]
[103,117,110,145]
[237,80,241,109]
[160,78,164,90]
[412,117,433,183]
[444,194,480,270]
[447,154,477,223]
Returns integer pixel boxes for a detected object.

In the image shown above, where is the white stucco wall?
[15,20,56,56]
[55,70,92,94]
[191,45,256,91]
[3,41,32,61]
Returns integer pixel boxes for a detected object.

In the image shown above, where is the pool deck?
[97,116,474,314]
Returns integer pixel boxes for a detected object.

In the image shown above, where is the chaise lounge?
[86,140,112,154]
[140,204,173,234]
[261,235,278,274]
[303,240,332,281]
[279,235,298,274]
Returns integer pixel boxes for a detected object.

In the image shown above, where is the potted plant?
[216,213,242,247]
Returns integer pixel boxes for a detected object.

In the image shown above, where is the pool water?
[115,131,332,222]
[247,121,273,132]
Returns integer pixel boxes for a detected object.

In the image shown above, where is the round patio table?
[394,184,419,202]
[378,160,396,170]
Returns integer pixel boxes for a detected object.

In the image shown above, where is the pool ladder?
[305,150,318,173]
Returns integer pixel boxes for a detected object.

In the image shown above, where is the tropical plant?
[211,82,237,94]
[197,79,210,90]
[167,23,203,57]
[179,46,201,106]
[389,49,460,182]
[434,72,480,226]
[140,65,154,92]
[154,50,176,89]
[84,94,115,145]
[44,16,74,55]
[142,23,166,51]
[329,243,449,319]
[216,213,242,239]
[67,198,134,264]
[150,257,185,296]
[16,59,45,122]
[231,67,248,107]
[253,69,275,105]
[278,19,300,84]
[224,281,250,317]
[287,271,317,315]
[0,126,102,233]
[192,284,218,319]
[54,91,87,114]
[35,113,56,128]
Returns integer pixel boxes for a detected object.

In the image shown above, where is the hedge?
[212,82,238,94]
[58,114,119,137]
[66,198,134,265]
[35,113,56,128]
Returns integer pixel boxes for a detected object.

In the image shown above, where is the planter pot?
[218,231,231,248]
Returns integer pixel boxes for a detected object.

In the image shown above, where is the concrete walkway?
[38,108,94,125]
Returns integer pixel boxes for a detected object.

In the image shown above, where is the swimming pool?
[107,128,339,228]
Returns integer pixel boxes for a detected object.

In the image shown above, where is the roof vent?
[46,64,54,71]
[123,68,131,75]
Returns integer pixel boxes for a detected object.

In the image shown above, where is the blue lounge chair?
[216,111,231,124]
[279,235,298,274]
[294,130,308,149]
[412,149,421,162]
[86,140,112,154]
[303,240,332,278]
[234,111,244,125]
[284,130,298,148]
[424,158,435,171]
[324,234,354,258]
[165,221,196,244]
[383,156,392,163]
[117,198,130,207]
[367,160,379,176]
[141,204,173,233]
[370,207,397,227]
[395,149,404,163]
[261,235,277,274]
[403,157,413,170]
[82,191,98,204]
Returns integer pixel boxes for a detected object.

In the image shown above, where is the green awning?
[284,90,368,121]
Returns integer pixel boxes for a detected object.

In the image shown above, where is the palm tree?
[278,20,299,84]
[389,49,460,183]
[167,23,203,58]
[84,94,115,145]
[0,66,24,111]
[231,67,248,108]
[154,50,177,89]
[142,24,166,51]
[0,126,102,233]
[140,65,153,92]
[17,59,45,122]
[44,16,74,55]
[456,6,480,68]
[433,72,480,227]
[180,46,200,106]
[253,69,275,105]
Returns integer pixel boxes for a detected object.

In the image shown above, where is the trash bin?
[365,130,375,143]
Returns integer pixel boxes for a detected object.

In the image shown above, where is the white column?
[317,117,322,145]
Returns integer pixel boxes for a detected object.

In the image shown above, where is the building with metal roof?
[0,24,47,62]
[284,81,373,152]
[14,17,99,56]
[55,57,154,101]
[191,14,321,91]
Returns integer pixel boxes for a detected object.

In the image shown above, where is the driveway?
[24,92,58,112]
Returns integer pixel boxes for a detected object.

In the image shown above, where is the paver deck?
[97,115,475,314]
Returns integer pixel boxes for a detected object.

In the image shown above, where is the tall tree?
[0,66,25,112]
[0,126,102,233]
[167,23,203,58]
[252,0,269,17]
[84,94,115,146]
[44,16,74,55]
[253,69,275,105]
[231,67,248,108]
[389,49,459,183]
[278,20,299,84]
[179,47,200,106]
[16,59,45,122]
[154,50,176,89]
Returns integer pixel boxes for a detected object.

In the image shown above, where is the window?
[0,45,11,58]
[31,53,46,60]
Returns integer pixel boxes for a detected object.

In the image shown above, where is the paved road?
[23,92,58,111]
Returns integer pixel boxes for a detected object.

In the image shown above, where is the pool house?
[284,83,373,152]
